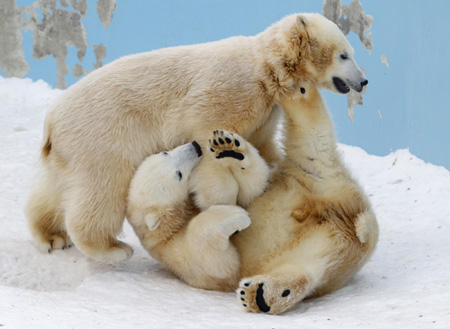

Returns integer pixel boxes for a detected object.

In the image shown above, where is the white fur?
[233,81,379,314]
[26,13,366,264]
[190,130,270,210]
[127,132,270,291]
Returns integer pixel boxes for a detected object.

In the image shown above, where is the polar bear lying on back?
[129,80,378,315]
[126,130,269,291]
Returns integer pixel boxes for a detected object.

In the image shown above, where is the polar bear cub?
[127,130,269,291]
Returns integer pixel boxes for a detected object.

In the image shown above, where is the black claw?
[235,139,240,147]
[300,87,306,94]
[244,282,250,287]
[48,248,51,253]
[225,137,232,143]
[241,297,245,301]
[240,290,245,295]
[213,139,218,146]
[218,138,225,144]
[62,246,65,250]
[243,304,247,307]
[210,148,214,152]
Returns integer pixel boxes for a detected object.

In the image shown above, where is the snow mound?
[1,77,449,328]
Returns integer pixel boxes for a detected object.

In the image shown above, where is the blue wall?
[6,0,450,169]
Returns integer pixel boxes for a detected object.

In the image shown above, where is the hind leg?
[64,176,133,264]
[238,228,335,314]
[25,166,72,253]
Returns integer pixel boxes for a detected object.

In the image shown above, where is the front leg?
[209,130,270,207]
[190,130,270,210]
[248,104,284,168]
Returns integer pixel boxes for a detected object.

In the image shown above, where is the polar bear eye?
[340,53,348,60]
[176,171,182,181]
[162,152,168,156]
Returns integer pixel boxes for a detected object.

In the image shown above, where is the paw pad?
[238,280,271,313]
[209,130,246,161]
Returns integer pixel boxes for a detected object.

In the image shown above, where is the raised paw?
[218,205,251,236]
[237,275,305,315]
[209,205,251,251]
[208,130,248,162]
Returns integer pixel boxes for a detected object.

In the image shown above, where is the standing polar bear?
[26,13,368,263]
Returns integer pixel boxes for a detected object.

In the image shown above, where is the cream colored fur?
[232,81,379,314]
[25,13,367,263]
[127,132,269,291]
[190,130,270,210]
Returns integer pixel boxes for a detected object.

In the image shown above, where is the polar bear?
[26,13,368,263]
[232,80,379,314]
[126,131,269,291]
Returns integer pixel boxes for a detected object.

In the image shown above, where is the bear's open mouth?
[333,77,350,94]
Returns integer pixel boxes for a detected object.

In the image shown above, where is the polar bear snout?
[348,76,369,93]
[169,142,203,179]
[330,49,368,94]
[332,76,368,94]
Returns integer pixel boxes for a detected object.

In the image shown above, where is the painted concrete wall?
[1,0,449,169]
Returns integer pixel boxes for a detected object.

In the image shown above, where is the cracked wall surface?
[0,0,116,88]
[1,0,372,92]
[323,0,373,51]
[322,0,375,123]
[97,0,116,28]
[0,0,30,78]
[381,54,389,68]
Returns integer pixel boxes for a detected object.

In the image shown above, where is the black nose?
[192,141,202,157]
[361,79,369,87]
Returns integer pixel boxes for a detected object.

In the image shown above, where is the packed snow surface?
[1,77,449,328]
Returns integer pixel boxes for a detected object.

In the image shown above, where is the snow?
[1,76,449,328]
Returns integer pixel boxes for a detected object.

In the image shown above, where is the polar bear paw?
[208,130,248,164]
[37,232,73,254]
[211,205,251,251]
[238,275,304,315]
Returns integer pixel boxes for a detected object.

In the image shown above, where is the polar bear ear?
[297,15,308,28]
[145,213,161,231]
[296,15,310,41]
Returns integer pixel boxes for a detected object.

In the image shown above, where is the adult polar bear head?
[261,13,367,94]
